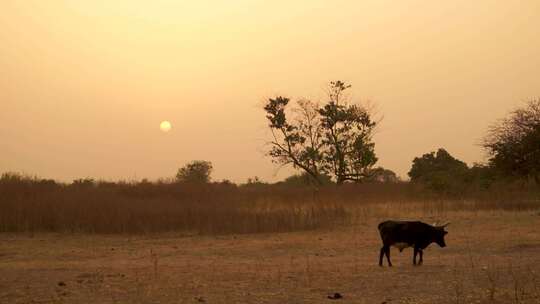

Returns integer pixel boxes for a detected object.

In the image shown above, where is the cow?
[378,220,449,267]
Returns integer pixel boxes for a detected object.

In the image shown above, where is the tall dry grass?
[0,173,538,234]
[0,173,350,234]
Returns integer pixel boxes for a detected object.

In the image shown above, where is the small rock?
[328,292,343,300]
[58,281,66,287]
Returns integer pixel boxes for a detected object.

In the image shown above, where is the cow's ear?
[443,231,448,235]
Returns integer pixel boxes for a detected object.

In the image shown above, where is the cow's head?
[433,223,449,247]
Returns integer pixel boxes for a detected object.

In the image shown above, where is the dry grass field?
[1,206,539,304]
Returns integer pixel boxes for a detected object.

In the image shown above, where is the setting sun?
[160,121,172,132]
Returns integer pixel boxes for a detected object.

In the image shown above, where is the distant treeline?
[1,170,539,235]
[262,81,540,189]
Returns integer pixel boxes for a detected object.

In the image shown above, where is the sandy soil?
[1,211,539,303]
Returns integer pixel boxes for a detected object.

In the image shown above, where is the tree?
[364,167,400,183]
[319,81,378,184]
[483,99,540,183]
[176,160,213,183]
[264,81,378,185]
[264,97,324,185]
[408,148,469,192]
[467,163,496,189]
[281,172,333,187]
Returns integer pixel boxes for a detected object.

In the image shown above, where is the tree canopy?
[264,81,378,185]
[364,167,400,183]
[408,148,469,192]
[483,99,540,183]
[176,160,213,183]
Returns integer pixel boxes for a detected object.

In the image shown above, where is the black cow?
[378,220,449,266]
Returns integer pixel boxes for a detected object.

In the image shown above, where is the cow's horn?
[441,222,450,228]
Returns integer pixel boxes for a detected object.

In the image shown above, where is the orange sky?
[1,1,539,182]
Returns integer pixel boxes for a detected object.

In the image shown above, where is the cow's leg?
[385,246,392,267]
[413,247,418,265]
[418,249,423,265]
[379,246,385,266]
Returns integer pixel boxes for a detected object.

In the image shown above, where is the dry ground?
[1,210,539,304]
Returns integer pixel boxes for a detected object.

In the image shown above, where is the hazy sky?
[2,1,539,183]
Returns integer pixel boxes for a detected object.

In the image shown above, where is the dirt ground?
[1,211,539,304]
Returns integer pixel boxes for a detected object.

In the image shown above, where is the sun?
[159,121,172,132]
